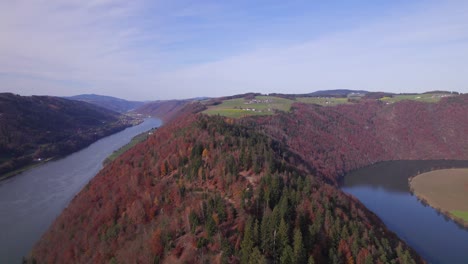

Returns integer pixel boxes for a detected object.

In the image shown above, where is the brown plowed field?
[410,169,468,226]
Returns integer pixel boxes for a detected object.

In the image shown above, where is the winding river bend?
[342,160,468,264]
[0,118,161,264]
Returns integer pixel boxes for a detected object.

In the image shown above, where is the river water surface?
[342,160,468,264]
[0,118,161,264]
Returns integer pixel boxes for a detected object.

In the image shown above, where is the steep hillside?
[68,94,144,113]
[0,93,135,179]
[30,114,422,264]
[253,95,468,183]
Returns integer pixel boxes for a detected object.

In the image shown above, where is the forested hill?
[254,94,468,183]
[67,94,144,113]
[0,93,135,179]
[28,93,468,263]
[30,111,422,263]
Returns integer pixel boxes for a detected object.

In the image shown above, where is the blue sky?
[0,0,467,100]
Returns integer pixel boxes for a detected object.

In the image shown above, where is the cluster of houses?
[230,99,275,112]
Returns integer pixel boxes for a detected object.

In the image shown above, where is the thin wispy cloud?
[0,0,467,100]
[0,0,154,97]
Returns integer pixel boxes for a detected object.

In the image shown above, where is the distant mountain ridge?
[307,89,369,97]
[0,93,135,180]
[67,94,144,113]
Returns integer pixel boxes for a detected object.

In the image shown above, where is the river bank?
[0,118,161,264]
[343,160,468,264]
[409,169,468,229]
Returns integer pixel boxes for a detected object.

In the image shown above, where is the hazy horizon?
[3,89,466,103]
[1,1,468,101]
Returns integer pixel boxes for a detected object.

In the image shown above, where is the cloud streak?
[0,1,467,100]
[0,0,155,97]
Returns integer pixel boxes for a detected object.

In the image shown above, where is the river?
[342,160,468,264]
[0,118,161,264]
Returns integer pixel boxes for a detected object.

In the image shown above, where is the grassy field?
[297,97,350,106]
[380,93,452,103]
[203,93,457,118]
[451,210,468,222]
[410,168,468,226]
[103,129,155,165]
[203,96,295,118]
[203,95,351,118]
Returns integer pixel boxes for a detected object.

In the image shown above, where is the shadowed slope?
[0,93,135,179]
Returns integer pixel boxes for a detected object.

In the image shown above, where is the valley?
[29,113,423,264]
[67,94,145,113]
[2,91,468,263]
[0,93,137,180]
[26,91,468,263]
[0,118,161,264]
[4,2,467,263]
